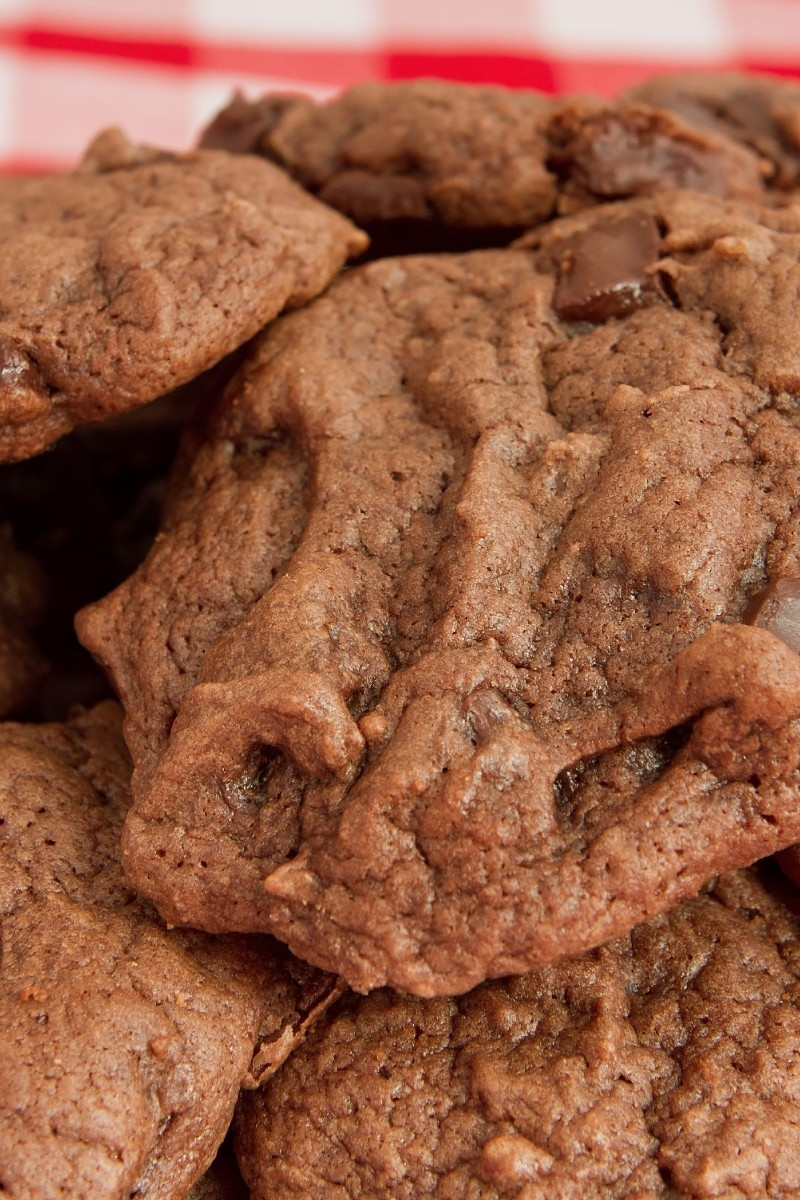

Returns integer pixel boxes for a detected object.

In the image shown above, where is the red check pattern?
[0,0,799,173]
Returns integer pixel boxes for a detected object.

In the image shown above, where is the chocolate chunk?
[628,71,800,189]
[529,188,800,397]
[553,211,664,322]
[550,103,766,208]
[745,577,800,655]
[0,333,51,432]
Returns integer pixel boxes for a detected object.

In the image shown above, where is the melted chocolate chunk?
[628,72,800,190]
[552,105,766,205]
[744,577,800,654]
[553,211,664,323]
[0,333,49,425]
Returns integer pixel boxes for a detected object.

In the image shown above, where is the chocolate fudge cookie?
[628,70,800,189]
[0,525,47,716]
[0,127,365,462]
[199,81,766,246]
[201,80,557,232]
[79,190,800,996]
[0,702,337,1200]
[235,867,800,1200]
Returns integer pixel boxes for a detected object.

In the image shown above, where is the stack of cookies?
[2,71,800,1198]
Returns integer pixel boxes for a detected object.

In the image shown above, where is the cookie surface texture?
[79,191,800,995]
[0,129,366,462]
[235,867,800,1200]
[0,702,335,1200]
[200,80,768,240]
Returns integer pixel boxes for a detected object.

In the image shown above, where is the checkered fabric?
[0,0,798,171]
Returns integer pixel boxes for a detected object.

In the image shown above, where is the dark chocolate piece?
[553,211,664,322]
[550,103,767,207]
[628,71,800,189]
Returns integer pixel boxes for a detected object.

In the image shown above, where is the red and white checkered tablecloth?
[1,0,799,172]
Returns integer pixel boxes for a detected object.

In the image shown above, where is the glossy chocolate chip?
[744,577,800,654]
[0,333,50,424]
[553,211,664,324]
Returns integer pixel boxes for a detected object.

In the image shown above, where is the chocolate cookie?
[78,190,800,996]
[199,81,766,246]
[0,702,337,1200]
[235,867,800,1200]
[200,80,557,233]
[0,127,366,462]
[627,70,800,190]
[0,525,47,716]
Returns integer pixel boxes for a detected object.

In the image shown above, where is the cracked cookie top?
[235,867,800,1200]
[78,189,800,995]
[0,128,366,462]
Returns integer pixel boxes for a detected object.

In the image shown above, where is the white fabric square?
[192,0,379,44]
[27,0,192,32]
[0,49,19,159]
[534,0,732,56]
[0,0,29,18]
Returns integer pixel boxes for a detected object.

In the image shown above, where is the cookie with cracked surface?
[0,126,366,463]
[0,701,337,1200]
[627,70,800,190]
[0,525,47,717]
[199,80,556,234]
[198,81,766,246]
[79,191,800,995]
[235,866,800,1200]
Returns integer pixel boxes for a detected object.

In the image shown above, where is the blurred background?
[0,0,796,171]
